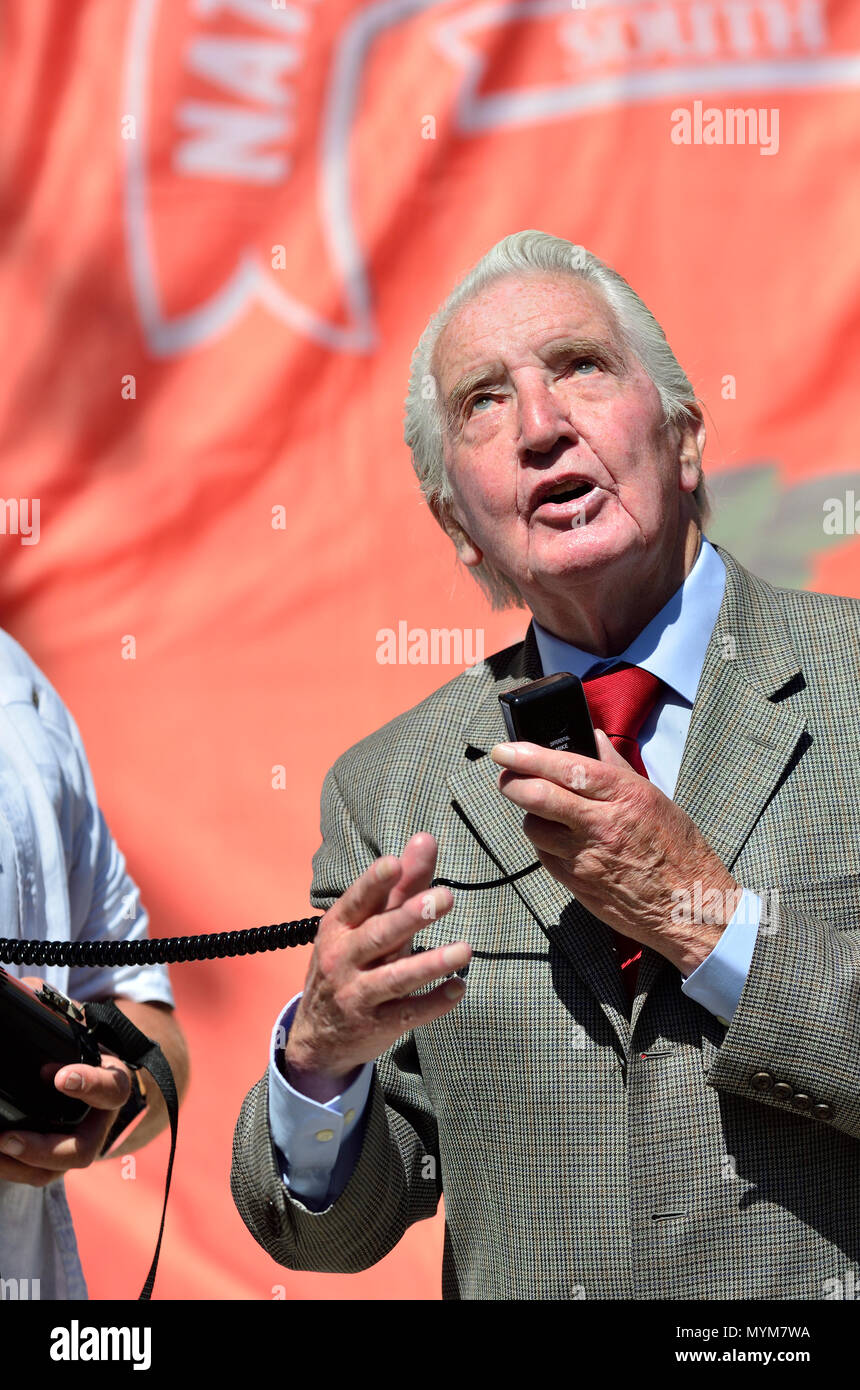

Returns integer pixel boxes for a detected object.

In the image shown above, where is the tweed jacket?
[232,543,860,1299]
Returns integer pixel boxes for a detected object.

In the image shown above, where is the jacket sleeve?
[704,878,860,1140]
[230,765,443,1273]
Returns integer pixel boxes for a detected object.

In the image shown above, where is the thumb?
[54,1057,131,1109]
[594,728,630,768]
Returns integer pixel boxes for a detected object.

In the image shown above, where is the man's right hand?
[284,833,469,1102]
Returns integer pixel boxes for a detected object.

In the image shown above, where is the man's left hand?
[491,730,740,975]
[0,979,132,1186]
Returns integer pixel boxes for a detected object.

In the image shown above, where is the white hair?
[403,230,709,609]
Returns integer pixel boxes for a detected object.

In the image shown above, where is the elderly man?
[231,231,860,1300]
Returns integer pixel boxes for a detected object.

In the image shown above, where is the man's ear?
[431,497,484,569]
[675,404,707,496]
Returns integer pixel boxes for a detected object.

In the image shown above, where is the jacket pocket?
[746,870,860,932]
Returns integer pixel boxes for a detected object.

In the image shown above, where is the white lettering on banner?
[558,0,826,73]
[123,0,858,356]
[175,102,293,182]
[185,0,317,183]
[436,0,848,133]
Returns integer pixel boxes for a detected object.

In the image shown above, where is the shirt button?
[344,1109,355,1125]
[750,1071,775,1091]
[772,1082,793,1101]
[792,1093,812,1110]
[812,1103,833,1121]
[315,1129,335,1142]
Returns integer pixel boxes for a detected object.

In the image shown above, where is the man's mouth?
[531,479,597,513]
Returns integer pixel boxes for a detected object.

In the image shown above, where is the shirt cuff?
[267,992,373,1198]
[680,888,762,1025]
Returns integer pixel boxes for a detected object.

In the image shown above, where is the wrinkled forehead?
[432,272,623,400]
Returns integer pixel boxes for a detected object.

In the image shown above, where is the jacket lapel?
[447,623,632,1046]
[670,543,807,861]
[631,544,808,1024]
[448,543,810,1044]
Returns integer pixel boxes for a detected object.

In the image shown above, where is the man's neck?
[526,521,702,657]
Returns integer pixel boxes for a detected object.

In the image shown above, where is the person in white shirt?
[0,628,189,1299]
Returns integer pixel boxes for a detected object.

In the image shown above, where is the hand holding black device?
[498,672,598,758]
[0,969,101,1132]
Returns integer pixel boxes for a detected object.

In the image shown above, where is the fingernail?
[491,743,531,763]
[444,979,466,1000]
[0,1135,23,1156]
[63,1072,83,1091]
[377,857,397,881]
[442,944,465,967]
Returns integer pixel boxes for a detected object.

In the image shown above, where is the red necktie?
[581,662,665,1006]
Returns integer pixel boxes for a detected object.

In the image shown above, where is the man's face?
[434,273,702,604]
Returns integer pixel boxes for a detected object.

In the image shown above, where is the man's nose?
[516,378,572,455]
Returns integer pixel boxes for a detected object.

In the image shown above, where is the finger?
[521,812,579,860]
[375,974,468,1031]
[497,769,595,830]
[536,847,576,881]
[384,833,438,911]
[376,835,440,966]
[53,1058,131,1111]
[490,741,621,798]
[594,727,632,769]
[0,1151,63,1186]
[360,938,471,1008]
[328,855,404,931]
[0,1106,113,1172]
[348,885,454,969]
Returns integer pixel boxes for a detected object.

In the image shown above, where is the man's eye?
[468,393,496,414]
[569,356,600,374]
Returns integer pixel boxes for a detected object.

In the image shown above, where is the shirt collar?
[531,534,726,705]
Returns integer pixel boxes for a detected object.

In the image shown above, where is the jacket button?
[772,1082,793,1101]
[792,1093,811,1110]
[812,1103,833,1121]
[750,1071,775,1091]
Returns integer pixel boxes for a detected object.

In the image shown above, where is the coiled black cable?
[0,917,321,968]
[0,858,544,968]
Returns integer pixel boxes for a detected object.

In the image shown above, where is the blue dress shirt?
[268,536,760,1208]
